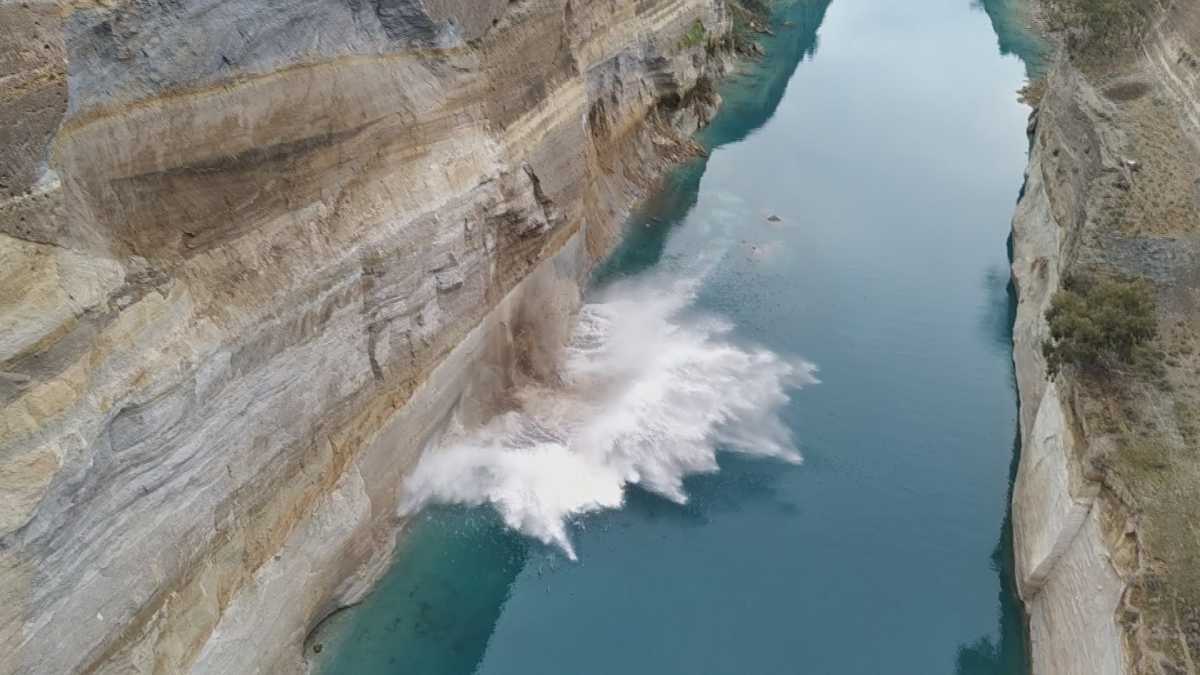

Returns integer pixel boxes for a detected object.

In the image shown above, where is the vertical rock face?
[1010,61,1128,675]
[1011,3,1200,674]
[0,1,734,672]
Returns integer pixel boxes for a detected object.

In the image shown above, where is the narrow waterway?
[316,1,1044,672]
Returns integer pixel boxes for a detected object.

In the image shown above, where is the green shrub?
[1043,275,1157,377]
[680,19,707,49]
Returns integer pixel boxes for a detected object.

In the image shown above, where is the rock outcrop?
[1011,2,1200,673]
[0,1,737,672]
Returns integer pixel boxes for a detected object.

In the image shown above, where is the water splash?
[399,276,817,560]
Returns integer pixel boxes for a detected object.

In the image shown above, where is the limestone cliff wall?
[1011,60,1128,675]
[0,1,735,672]
[1011,4,1200,673]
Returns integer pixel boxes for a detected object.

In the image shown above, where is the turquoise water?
[317,1,1044,673]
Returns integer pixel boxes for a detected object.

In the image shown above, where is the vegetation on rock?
[1042,274,1157,377]
[680,18,708,48]
[1044,0,1156,61]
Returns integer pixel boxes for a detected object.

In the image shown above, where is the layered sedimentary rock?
[0,1,735,672]
[1011,3,1200,673]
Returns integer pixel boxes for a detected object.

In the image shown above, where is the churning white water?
[399,275,817,560]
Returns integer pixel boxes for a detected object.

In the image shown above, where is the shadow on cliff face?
[591,0,833,286]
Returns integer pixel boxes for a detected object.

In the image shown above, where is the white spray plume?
[399,276,817,560]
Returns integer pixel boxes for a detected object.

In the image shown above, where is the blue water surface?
[318,1,1045,673]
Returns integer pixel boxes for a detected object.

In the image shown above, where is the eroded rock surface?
[0,1,736,672]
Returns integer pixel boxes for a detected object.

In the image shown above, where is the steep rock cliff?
[0,1,740,672]
[1011,2,1200,673]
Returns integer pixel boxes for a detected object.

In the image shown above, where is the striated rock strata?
[1011,2,1200,673]
[0,1,740,672]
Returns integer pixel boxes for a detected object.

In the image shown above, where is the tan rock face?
[0,1,733,672]
[0,2,66,202]
[1012,3,1200,674]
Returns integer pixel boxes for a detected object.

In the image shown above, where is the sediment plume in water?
[399,275,817,560]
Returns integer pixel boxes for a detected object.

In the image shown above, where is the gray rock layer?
[0,1,733,672]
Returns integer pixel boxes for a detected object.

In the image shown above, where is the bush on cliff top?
[1043,274,1157,377]
[1045,0,1156,61]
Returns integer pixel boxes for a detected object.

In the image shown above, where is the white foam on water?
[399,275,817,560]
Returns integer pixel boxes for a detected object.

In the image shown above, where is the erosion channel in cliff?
[311,1,1046,673]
